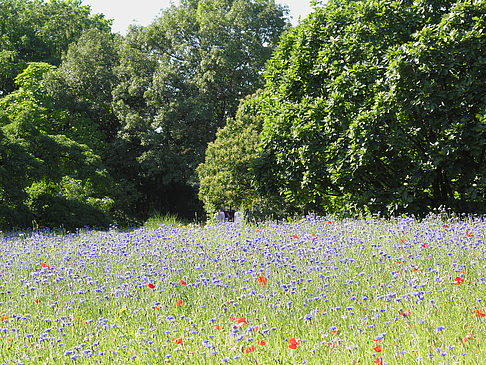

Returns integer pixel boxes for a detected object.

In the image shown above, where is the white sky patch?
[81,0,315,35]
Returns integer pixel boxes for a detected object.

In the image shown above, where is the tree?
[0,128,38,228]
[197,91,264,214]
[251,0,486,215]
[43,28,134,222]
[0,62,113,229]
[0,0,111,96]
[112,0,289,219]
[46,28,121,145]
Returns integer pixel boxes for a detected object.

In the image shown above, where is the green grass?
[143,212,185,229]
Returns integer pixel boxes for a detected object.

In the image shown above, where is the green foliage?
[197,91,265,213]
[25,178,112,229]
[0,127,36,228]
[0,0,111,96]
[46,28,121,143]
[0,62,113,230]
[0,0,292,229]
[111,0,289,220]
[251,0,486,216]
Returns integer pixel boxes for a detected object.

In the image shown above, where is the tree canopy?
[0,0,289,229]
[249,0,486,216]
[0,0,111,96]
[110,0,289,219]
[3,0,485,229]
[0,62,113,229]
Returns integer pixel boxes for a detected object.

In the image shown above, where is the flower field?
[1,213,486,364]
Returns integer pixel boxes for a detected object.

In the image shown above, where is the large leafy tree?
[251,0,486,215]
[46,28,121,145]
[112,0,289,219]
[0,0,111,96]
[44,28,133,222]
[0,63,113,229]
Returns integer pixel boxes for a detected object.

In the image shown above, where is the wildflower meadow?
[1,212,486,364]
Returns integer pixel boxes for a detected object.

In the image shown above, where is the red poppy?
[237,317,248,325]
[146,283,155,289]
[180,279,187,286]
[374,357,383,365]
[422,242,429,248]
[292,235,298,239]
[155,305,160,310]
[245,345,256,353]
[172,336,183,344]
[327,342,336,349]
[476,308,486,318]
[41,262,51,270]
[35,299,39,304]
[400,310,411,317]
[289,338,300,349]
[0,316,6,321]
[454,277,464,285]
[373,345,382,352]
[256,340,266,346]
[257,276,267,285]
[331,327,340,334]
[176,300,183,305]
[216,325,222,330]
[466,232,471,237]
[463,332,473,343]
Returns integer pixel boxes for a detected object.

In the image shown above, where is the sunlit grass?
[144,212,184,229]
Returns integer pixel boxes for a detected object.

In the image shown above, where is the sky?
[81,0,315,35]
